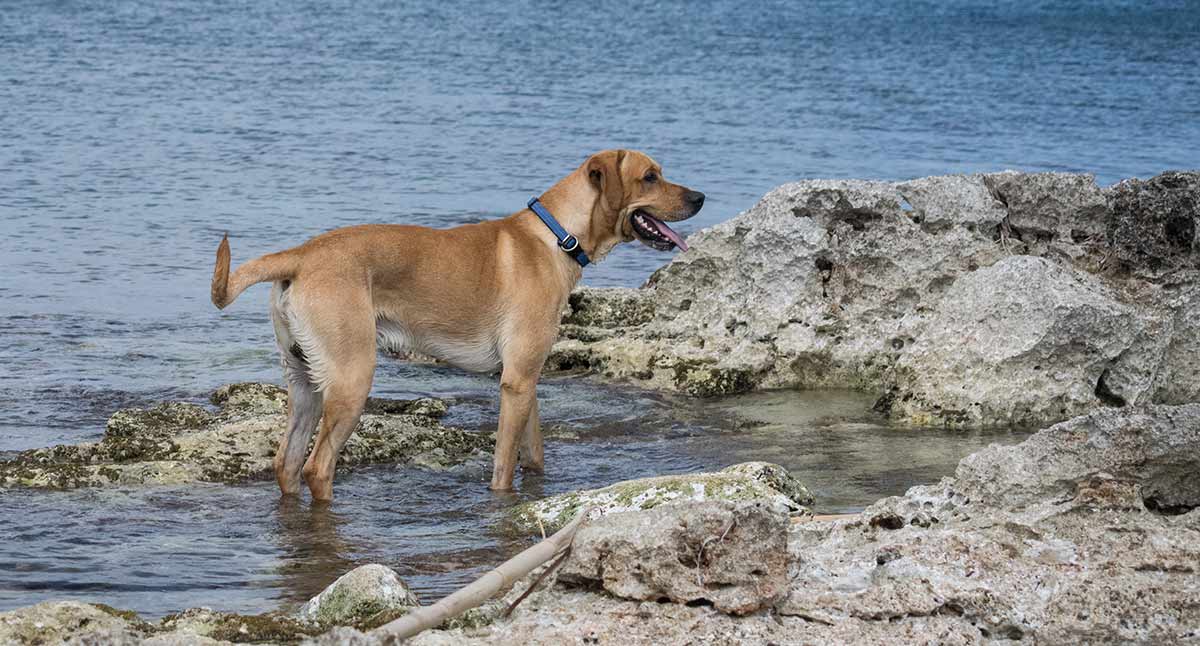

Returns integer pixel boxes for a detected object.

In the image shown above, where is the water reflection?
[269,499,364,605]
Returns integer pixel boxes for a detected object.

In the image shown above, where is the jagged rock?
[0,384,489,489]
[882,255,1157,426]
[549,170,1200,429]
[557,500,790,615]
[298,564,419,627]
[1107,171,1200,278]
[508,462,813,532]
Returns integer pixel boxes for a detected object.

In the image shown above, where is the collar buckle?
[528,197,591,268]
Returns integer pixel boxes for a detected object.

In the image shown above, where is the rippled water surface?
[1,0,1195,618]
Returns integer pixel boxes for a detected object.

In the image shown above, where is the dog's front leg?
[492,367,538,491]
[519,397,543,472]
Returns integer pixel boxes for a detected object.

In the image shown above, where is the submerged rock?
[508,461,813,532]
[298,564,419,628]
[0,383,489,490]
[549,170,1200,429]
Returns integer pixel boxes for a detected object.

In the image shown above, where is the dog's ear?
[586,150,626,211]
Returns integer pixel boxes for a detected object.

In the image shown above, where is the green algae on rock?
[298,564,419,628]
[508,461,813,533]
[0,383,489,490]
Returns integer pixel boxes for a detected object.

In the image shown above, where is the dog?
[210,149,704,499]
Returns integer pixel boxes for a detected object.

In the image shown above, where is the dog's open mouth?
[631,209,689,252]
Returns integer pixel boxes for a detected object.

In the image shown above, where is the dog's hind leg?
[270,282,325,496]
[276,376,323,496]
[300,298,377,502]
[519,398,543,472]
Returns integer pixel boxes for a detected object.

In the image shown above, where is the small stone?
[298,564,419,627]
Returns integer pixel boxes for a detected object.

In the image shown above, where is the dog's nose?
[685,190,705,209]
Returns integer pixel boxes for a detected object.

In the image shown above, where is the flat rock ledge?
[0,383,492,489]
[548,171,1200,429]
[3,404,1197,644]
[507,461,814,532]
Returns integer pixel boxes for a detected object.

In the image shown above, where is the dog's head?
[583,149,704,259]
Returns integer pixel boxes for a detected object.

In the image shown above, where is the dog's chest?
[376,318,502,374]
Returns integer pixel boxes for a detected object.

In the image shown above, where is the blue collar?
[527,197,590,267]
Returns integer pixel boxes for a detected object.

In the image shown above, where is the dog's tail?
[211,234,300,309]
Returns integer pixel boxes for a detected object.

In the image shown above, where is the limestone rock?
[298,564,419,627]
[557,500,790,615]
[549,170,1200,430]
[881,255,1155,426]
[508,461,813,532]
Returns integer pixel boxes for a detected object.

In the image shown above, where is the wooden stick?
[375,507,592,641]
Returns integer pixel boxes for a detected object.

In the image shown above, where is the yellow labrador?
[211,150,703,499]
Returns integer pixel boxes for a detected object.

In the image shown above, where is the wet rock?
[508,461,813,532]
[1107,171,1200,278]
[558,500,790,615]
[550,170,1200,429]
[298,564,419,628]
[0,384,489,489]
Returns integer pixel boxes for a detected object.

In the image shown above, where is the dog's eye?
[643,171,658,183]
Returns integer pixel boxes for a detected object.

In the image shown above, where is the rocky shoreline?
[3,404,1196,644]
[549,171,1200,429]
[2,170,1197,644]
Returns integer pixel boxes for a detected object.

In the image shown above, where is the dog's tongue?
[649,216,689,251]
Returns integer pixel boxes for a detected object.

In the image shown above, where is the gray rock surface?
[557,500,790,615]
[298,564,419,627]
[0,383,488,489]
[882,255,1159,426]
[550,170,1200,428]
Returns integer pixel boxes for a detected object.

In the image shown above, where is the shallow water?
[0,0,1191,619]
[0,386,1028,618]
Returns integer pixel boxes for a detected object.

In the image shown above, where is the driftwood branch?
[375,507,592,641]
